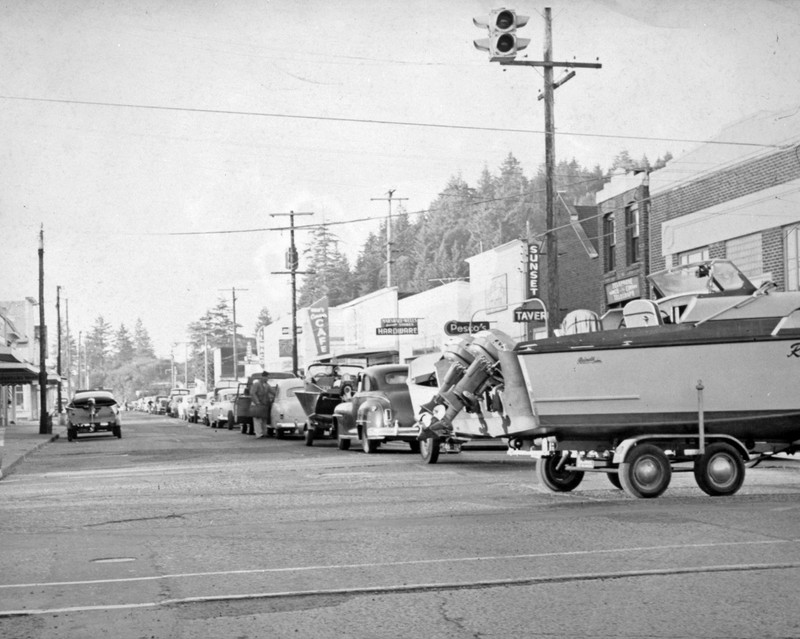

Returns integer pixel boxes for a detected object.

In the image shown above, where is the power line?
[0,94,784,149]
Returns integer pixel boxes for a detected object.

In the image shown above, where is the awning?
[0,361,40,385]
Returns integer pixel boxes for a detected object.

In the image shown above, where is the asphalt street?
[0,412,799,638]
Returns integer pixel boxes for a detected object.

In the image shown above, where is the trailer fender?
[613,434,749,465]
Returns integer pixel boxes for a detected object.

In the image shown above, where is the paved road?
[1,413,799,638]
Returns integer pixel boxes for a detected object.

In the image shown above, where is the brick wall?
[650,147,800,273]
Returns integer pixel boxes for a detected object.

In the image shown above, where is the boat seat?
[623,299,662,327]
[561,309,602,335]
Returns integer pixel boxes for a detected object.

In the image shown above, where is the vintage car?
[186,392,207,423]
[208,387,238,429]
[154,395,169,415]
[231,371,299,434]
[296,362,362,445]
[266,378,307,438]
[167,388,190,418]
[66,389,122,441]
[332,364,419,453]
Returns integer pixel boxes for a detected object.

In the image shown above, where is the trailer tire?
[619,444,671,498]
[536,454,584,492]
[419,437,439,464]
[693,442,745,496]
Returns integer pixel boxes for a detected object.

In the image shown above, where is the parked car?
[332,364,418,453]
[266,378,307,438]
[154,395,169,415]
[208,387,238,429]
[66,389,122,441]
[167,388,190,418]
[186,393,207,423]
[232,371,299,434]
[296,363,362,446]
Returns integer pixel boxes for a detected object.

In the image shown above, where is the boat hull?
[515,333,800,444]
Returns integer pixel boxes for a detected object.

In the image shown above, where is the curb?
[0,431,62,481]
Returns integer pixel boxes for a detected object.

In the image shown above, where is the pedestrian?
[251,371,274,438]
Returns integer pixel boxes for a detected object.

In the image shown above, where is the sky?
[2,0,800,359]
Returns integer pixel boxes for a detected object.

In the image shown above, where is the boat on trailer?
[411,260,800,498]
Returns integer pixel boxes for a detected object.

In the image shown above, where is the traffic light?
[473,8,530,62]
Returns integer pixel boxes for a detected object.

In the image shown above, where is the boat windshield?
[648,260,756,298]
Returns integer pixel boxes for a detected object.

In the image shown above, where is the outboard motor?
[419,330,516,440]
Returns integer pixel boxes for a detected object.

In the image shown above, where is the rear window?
[384,372,407,386]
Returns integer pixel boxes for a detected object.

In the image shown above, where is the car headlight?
[433,404,447,420]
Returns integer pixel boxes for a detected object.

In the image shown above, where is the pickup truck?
[332,364,419,454]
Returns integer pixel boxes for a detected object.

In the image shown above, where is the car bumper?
[369,425,419,439]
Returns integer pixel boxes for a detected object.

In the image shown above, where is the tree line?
[66,148,669,400]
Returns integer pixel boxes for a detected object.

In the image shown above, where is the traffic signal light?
[473,8,530,62]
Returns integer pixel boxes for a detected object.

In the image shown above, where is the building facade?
[650,108,800,289]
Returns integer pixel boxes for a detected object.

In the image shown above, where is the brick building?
[649,108,800,289]
[595,171,651,313]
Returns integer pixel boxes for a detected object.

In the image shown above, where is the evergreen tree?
[84,315,113,374]
[254,307,273,335]
[113,323,134,367]
[133,318,155,358]
[298,224,353,307]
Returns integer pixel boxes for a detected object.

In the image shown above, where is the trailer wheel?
[419,437,439,464]
[304,425,314,447]
[693,442,745,496]
[536,454,584,492]
[619,444,671,498]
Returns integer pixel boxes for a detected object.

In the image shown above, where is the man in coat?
[251,371,274,438]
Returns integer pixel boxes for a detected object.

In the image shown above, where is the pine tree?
[133,318,155,358]
[113,323,134,367]
[298,225,353,307]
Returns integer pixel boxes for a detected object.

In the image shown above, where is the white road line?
[2,562,799,618]
[1,538,797,590]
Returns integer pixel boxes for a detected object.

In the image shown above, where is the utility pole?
[204,333,209,392]
[542,8,559,333]
[65,297,71,399]
[473,7,601,335]
[56,285,63,424]
[371,190,408,288]
[271,211,314,376]
[219,287,247,381]
[38,226,49,434]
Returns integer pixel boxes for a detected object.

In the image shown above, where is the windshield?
[648,260,756,298]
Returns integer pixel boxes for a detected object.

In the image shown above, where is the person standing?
[251,371,273,438]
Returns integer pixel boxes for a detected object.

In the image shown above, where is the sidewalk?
[0,418,66,480]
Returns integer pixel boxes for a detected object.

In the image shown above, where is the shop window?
[726,233,762,280]
[677,247,709,265]
[603,213,615,272]
[625,205,640,265]
[786,226,800,291]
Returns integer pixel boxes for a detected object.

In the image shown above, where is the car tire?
[304,427,314,446]
[113,425,122,439]
[335,421,350,450]
[361,429,378,454]
[67,427,77,442]
[228,413,235,431]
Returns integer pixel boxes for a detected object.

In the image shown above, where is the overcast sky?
[2,0,799,358]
